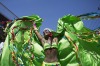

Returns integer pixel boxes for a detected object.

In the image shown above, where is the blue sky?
[0,0,100,33]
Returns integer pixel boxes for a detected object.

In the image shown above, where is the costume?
[43,42,58,50]
[42,61,61,66]
[43,42,61,66]
[1,14,100,66]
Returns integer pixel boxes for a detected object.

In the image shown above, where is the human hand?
[33,22,36,28]
[33,22,38,31]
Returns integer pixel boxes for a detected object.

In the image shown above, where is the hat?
[43,28,52,32]
[43,28,62,37]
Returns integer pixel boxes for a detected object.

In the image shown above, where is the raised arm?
[33,23,45,45]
